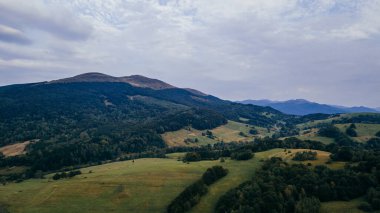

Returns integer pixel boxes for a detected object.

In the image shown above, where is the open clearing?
[263,148,345,169]
[335,123,380,143]
[320,197,365,213]
[162,120,269,147]
[0,141,30,157]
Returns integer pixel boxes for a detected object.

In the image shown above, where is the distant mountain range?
[238,99,380,115]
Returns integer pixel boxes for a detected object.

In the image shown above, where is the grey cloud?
[0,0,379,107]
[0,1,92,41]
[0,24,31,45]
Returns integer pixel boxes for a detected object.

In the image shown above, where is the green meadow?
[0,148,359,213]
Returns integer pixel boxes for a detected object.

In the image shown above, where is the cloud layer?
[0,0,379,107]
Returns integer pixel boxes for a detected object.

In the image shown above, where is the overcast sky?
[0,0,379,107]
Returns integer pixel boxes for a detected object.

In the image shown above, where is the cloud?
[0,0,92,41]
[0,24,31,45]
[0,0,379,107]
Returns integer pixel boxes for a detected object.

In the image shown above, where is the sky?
[0,0,379,107]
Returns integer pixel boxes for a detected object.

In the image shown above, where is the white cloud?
[0,0,379,107]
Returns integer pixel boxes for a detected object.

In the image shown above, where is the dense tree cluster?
[216,157,378,213]
[346,123,358,137]
[231,150,253,161]
[52,170,82,180]
[202,166,228,185]
[292,151,317,161]
[167,166,228,213]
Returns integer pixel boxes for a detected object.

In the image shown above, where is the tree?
[295,197,321,213]
[202,166,228,185]
[346,127,358,137]
[249,128,258,135]
[376,131,380,137]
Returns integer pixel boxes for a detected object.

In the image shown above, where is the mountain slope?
[0,73,289,172]
[238,99,379,115]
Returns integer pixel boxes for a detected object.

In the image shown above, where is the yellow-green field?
[162,120,270,147]
[295,122,380,144]
[0,150,272,213]
[335,123,380,142]
[296,113,380,129]
[260,148,345,169]
[320,197,365,213]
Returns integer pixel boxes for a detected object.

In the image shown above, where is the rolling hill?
[238,99,379,115]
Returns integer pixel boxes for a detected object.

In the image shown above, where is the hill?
[0,73,290,174]
[238,99,379,115]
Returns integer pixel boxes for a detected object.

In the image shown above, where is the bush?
[183,152,201,162]
[249,129,258,135]
[358,202,372,212]
[52,170,81,180]
[292,151,317,161]
[167,180,208,213]
[231,150,253,161]
[202,166,228,185]
[295,197,321,213]
[346,127,358,137]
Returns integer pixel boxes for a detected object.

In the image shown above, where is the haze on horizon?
[0,0,379,108]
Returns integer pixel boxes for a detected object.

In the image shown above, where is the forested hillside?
[0,74,291,174]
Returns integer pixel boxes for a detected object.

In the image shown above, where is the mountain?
[238,99,379,115]
[0,73,289,172]
[52,72,206,93]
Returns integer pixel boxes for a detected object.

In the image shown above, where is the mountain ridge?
[238,99,379,115]
[50,72,206,95]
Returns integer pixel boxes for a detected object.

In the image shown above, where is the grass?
[335,123,380,143]
[296,135,335,145]
[161,120,269,147]
[0,166,28,176]
[0,150,273,213]
[291,128,335,145]
[296,113,379,129]
[320,197,365,213]
[261,148,345,169]
[0,148,349,213]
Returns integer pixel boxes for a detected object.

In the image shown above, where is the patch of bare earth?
[0,141,30,157]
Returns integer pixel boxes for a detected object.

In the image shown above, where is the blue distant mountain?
[238,99,379,115]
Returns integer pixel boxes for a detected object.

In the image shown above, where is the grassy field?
[0,150,273,213]
[295,122,380,144]
[320,197,365,213]
[161,120,270,147]
[0,148,351,213]
[335,123,380,143]
[296,113,379,129]
[261,148,345,169]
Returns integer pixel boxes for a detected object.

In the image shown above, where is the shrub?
[346,127,358,137]
[231,150,253,161]
[292,151,317,161]
[202,166,228,185]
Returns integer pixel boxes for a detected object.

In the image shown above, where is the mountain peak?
[120,75,175,90]
[51,72,120,83]
[49,73,206,95]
